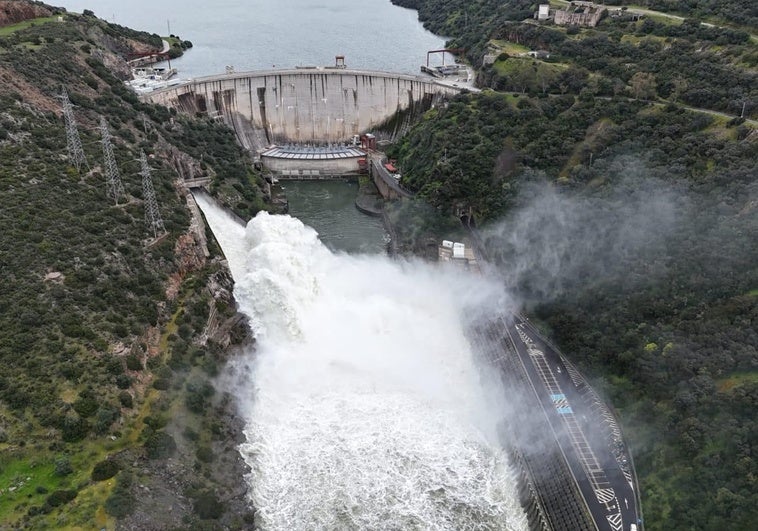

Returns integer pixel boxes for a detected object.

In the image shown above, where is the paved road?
[503,314,641,531]
[428,65,481,93]
[595,96,757,127]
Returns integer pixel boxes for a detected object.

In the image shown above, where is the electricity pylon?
[59,88,89,172]
[100,117,126,205]
[140,151,166,238]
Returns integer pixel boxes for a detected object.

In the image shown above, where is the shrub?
[91,459,120,481]
[185,378,215,414]
[54,457,73,477]
[183,427,199,441]
[125,353,143,371]
[73,391,98,417]
[193,490,223,519]
[104,356,124,375]
[144,430,176,459]
[94,406,119,434]
[143,414,167,430]
[118,391,133,408]
[104,471,135,518]
[196,445,214,463]
[45,489,77,508]
[153,378,170,390]
[115,374,132,389]
[61,414,89,442]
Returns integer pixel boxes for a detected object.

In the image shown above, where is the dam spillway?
[145,69,462,148]
[193,196,529,530]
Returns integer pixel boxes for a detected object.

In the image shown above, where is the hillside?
[1,1,756,530]
[388,1,757,529]
[0,5,267,529]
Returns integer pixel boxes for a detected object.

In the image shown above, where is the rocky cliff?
[0,0,54,27]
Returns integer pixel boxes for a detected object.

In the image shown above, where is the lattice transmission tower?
[59,88,89,172]
[140,151,166,238]
[100,117,126,205]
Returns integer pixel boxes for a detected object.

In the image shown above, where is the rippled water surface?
[54,0,451,77]
[281,180,387,254]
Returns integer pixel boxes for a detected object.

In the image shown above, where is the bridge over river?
[145,68,464,150]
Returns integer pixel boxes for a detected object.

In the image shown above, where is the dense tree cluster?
[0,12,264,528]
[609,0,758,27]
[393,0,756,118]
[390,2,757,529]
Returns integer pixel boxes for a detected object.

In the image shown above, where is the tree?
[630,72,657,100]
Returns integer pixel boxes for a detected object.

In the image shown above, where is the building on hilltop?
[535,4,551,21]
[554,1,607,27]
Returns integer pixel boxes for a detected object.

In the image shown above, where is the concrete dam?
[146,69,462,151]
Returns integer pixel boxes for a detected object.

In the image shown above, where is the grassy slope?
[0,8,265,529]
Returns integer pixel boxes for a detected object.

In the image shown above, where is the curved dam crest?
[145,69,463,148]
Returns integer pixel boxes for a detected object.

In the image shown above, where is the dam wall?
[145,69,461,147]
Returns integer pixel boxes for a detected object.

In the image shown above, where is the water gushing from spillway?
[194,195,528,531]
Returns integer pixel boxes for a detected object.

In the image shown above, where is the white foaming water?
[195,195,528,531]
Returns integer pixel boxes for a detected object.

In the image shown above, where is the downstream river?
[281,181,387,253]
[196,195,528,531]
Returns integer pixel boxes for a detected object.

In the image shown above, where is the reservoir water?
[54,0,451,78]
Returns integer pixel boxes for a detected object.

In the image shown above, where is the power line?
[100,116,126,205]
[140,151,166,239]
[59,88,89,173]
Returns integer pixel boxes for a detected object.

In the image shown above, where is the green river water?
[280,180,388,255]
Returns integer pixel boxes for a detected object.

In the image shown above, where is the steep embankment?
[0,5,267,529]
[0,0,54,26]
[388,2,757,529]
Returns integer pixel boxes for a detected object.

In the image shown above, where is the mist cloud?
[482,157,691,304]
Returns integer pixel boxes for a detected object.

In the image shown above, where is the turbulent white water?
[195,195,528,531]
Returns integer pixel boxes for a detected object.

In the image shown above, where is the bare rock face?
[86,25,160,80]
[0,1,53,27]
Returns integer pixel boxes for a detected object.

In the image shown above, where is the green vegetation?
[0,5,266,528]
[390,1,757,529]
[489,38,529,55]
[0,16,58,37]
[394,0,755,118]
[162,33,194,59]
[615,0,758,28]
[1,0,754,528]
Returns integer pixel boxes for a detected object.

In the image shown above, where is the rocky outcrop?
[0,1,54,27]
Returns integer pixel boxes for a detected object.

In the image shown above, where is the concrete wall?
[146,69,461,146]
[369,157,411,200]
[261,156,362,176]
